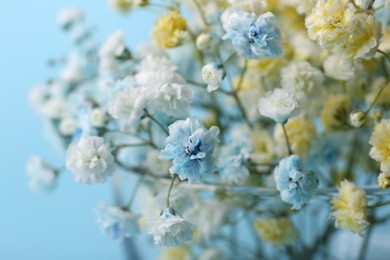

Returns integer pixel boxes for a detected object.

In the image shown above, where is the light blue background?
[0,1,157,259]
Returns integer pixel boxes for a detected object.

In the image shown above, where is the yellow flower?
[253,217,297,246]
[247,57,284,78]
[378,172,390,189]
[330,180,368,235]
[152,11,187,48]
[250,129,276,171]
[321,94,351,131]
[160,247,191,260]
[274,117,316,157]
[305,0,354,49]
[369,119,390,173]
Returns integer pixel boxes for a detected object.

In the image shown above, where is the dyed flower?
[160,247,192,260]
[218,142,251,184]
[274,155,318,209]
[161,118,219,184]
[146,207,194,247]
[330,180,368,235]
[66,136,115,184]
[378,172,390,189]
[152,11,187,48]
[253,217,297,246]
[323,54,355,81]
[258,88,301,124]
[222,11,283,59]
[369,119,390,172]
[95,202,140,240]
[26,156,57,192]
[201,63,225,92]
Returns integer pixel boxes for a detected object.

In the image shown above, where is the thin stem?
[125,175,145,210]
[166,174,178,208]
[232,93,253,129]
[144,110,169,135]
[282,123,293,155]
[223,52,237,66]
[113,143,153,153]
[378,49,390,64]
[368,200,390,209]
[148,3,176,11]
[191,0,210,28]
[366,80,388,113]
[357,226,373,260]
[235,60,248,92]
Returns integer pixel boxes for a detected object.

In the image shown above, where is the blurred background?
[0,1,157,259]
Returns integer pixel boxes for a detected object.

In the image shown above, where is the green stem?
[378,49,390,64]
[125,175,145,210]
[357,226,373,260]
[148,3,176,11]
[235,60,248,92]
[223,52,237,66]
[166,174,178,208]
[232,92,253,129]
[368,200,390,209]
[191,0,210,28]
[365,81,388,113]
[282,123,293,155]
[144,110,169,135]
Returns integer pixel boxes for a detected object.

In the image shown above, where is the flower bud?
[91,109,107,127]
[201,63,225,92]
[59,117,77,136]
[196,33,212,50]
[349,109,366,128]
[378,172,390,189]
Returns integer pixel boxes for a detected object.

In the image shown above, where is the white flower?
[58,7,84,28]
[281,61,324,102]
[202,63,225,92]
[323,54,355,81]
[196,33,212,50]
[26,156,57,192]
[258,88,301,124]
[66,136,115,184]
[134,55,177,86]
[152,83,192,117]
[95,202,140,240]
[59,117,78,136]
[146,208,194,247]
[349,109,366,128]
[90,108,107,127]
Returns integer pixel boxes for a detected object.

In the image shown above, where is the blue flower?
[219,142,251,184]
[161,118,220,184]
[222,11,283,59]
[274,155,318,210]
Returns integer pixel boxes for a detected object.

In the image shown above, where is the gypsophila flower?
[274,155,319,209]
[202,63,225,92]
[330,180,368,235]
[218,142,251,184]
[160,247,192,260]
[95,202,140,240]
[146,207,194,247]
[58,7,84,29]
[90,108,107,127]
[323,54,355,81]
[66,136,115,184]
[196,33,212,50]
[59,117,78,136]
[152,11,187,48]
[369,119,390,172]
[253,217,297,246]
[356,0,375,10]
[350,109,367,128]
[26,156,57,192]
[222,11,283,59]
[378,172,390,189]
[258,88,301,124]
[161,118,219,184]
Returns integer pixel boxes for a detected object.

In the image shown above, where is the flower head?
[330,180,368,235]
[258,88,301,124]
[66,136,115,184]
[152,11,187,48]
[218,142,251,184]
[253,217,297,246]
[202,63,226,92]
[26,156,57,192]
[378,172,390,189]
[146,207,194,247]
[161,118,219,184]
[274,155,319,209]
[369,119,390,172]
[95,202,140,240]
[222,11,283,59]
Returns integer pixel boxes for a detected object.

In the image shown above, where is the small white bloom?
[152,83,192,118]
[146,208,194,247]
[323,54,355,81]
[258,88,301,124]
[350,109,366,128]
[58,7,84,28]
[66,136,115,184]
[202,63,225,92]
[59,117,77,136]
[26,156,57,192]
[95,202,140,240]
[135,55,177,86]
[196,33,212,50]
[90,108,107,127]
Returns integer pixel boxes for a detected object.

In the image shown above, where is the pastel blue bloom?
[161,118,220,184]
[219,142,251,184]
[222,11,283,59]
[274,155,318,210]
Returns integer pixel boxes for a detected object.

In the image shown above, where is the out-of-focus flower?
[152,11,187,48]
[356,0,374,10]
[160,247,192,260]
[330,180,368,235]
[161,118,219,184]
[218,142,251,184]
[228,0,266,14]
[321,94,351,131]
[222,11,283,59]
[349,109,367,128]
[66,136,115,184]
[90,109,107,127]
[369,119,390,172]
[202,63,225,92]
[109,0,148,13]
[58,7,84,29]
[253,216,297,246]
[323,54,355,81]
[258,88,301,124]
[59,117,78,136]
[196,33,212,50]
[26,156,57,192]
[95,202,140,240]
[147,207,194,247]
[274,117,316,157]
[378,172,390,189]
[274,155,318,209]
